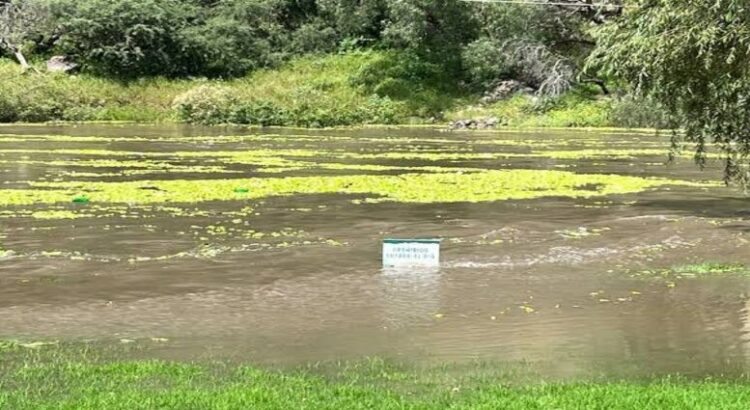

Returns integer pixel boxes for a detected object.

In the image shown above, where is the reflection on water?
[1,125,750,378]
[379,267,442,329]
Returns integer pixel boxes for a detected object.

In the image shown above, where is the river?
[1,124,749,378]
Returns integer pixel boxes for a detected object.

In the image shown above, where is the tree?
[0,0,49,70]
[547,0,625,24]
[53,0,202,77]
[384,0,478,76]
[462,2,582,95]
[316,0,388,45]
[460,1,622,95]
[590,0,750,184]
[180,0,289,77]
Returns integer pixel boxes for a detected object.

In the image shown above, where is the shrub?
[0,93,20,122]
[351,51,461,117]
[290,22,339,54]
[172,85,238,125]
[352,51,450,95]
[609,96,671,129]
[0,60,194,122]
[230,100,289,126]
[174,90,404,128]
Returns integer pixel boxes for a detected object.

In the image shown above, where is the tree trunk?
[13,48,30,71]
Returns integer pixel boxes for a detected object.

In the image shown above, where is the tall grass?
[173,51,411,127]
[0,63,191,122]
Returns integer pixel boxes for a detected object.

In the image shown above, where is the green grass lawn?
[2,343,750,409]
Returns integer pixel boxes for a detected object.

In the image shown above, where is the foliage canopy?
[591,0,750,184]
[0,0,610,94]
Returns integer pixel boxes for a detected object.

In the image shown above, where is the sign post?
[382,238,441,268]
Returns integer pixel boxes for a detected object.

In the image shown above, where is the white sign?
[383,239,441,268]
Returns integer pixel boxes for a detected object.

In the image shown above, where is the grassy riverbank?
[0,52,664,129]
[1,342,749,409]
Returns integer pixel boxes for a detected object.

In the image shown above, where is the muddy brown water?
[2,124,750,378]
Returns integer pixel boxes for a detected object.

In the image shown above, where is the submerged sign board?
[383,238,441,268]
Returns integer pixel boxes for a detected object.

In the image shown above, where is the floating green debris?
[234,188,250,193]
[0,169,715,208]
[72,196,90,204]
[671,262,748,277]
[629,262,749,279]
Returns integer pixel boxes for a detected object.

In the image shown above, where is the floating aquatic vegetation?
[473,138,666,148]
[630,262,749,279]
[0,146,697,168]
[0,158,230,174]
[539,149,669,160]
[0,132,725,226]
[7,232,345,263]
[0,133,345,144]
[0,169,713,208]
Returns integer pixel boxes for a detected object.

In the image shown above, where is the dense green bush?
[170,52,408,127]
[0,94,20,123]
[171,85,237,125]
[316,0,387,44]
[289,22,338,54]
[350,51,459,117]
[462,38,514,89]
[0,73,96,122]
[0,52,667,128]
[352,52,448,93]
[42,0,394,79]
[181,0,289,77]
[50,0,295,78]
[52,0,201,77]
[172,85,403,127]
[0,61,190,122]
[2,0,614,101]
[383,0,477,77]
[231,100,289,126]
[608,96,671,129]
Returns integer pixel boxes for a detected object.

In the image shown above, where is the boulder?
[483,116,500,128]
[46,56,78,74]
[449,116,506,130]
[480,80,534,104]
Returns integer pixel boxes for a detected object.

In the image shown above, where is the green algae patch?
[0,158,230,174]
[0,170,713,208]
[540,149,669,160]
[0,146,721,180]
